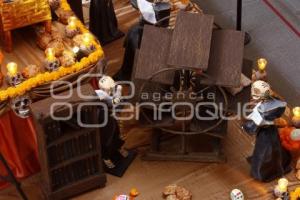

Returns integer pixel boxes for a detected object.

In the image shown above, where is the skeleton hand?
[111,85,123,105]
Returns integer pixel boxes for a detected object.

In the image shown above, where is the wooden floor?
[0,1,299,200]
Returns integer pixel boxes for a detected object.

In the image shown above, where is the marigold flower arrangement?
[0,0,104,101]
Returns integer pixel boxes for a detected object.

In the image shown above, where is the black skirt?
[250,125,291,182]
[67,0,84,22]
[89,0,124,45]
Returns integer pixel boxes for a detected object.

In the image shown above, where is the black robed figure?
[243,81,291,182]
[89,0,124,45]
[67,0,84,22]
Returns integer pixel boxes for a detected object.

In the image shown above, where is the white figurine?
[95,75,122,106]
[230,189,244,200]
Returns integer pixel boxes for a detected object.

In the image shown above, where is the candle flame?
[83,33,93,46]
[45,48,56,62]
[257,58,267,71]
[6,62,18,77]
[293,107,300,118]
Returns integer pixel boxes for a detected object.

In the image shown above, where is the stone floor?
[195,0,300,106]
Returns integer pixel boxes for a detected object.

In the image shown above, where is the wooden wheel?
[137,67,228,135]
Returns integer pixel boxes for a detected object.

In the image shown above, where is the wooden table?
[0,0,52,52]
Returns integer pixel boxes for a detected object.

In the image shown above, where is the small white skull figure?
[6,73,24,86]
[44,59,60,72]
[96,75,122,106]
[98,75,116,95]
[11,95,32,118]
[251,80,271,100]
[230,189,244,200]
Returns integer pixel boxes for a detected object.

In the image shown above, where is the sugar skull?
[6,73,24,86]
[98,75,116,95]
[44,59,60,72]
[11,95,32,118]
[251,80,271,100]
[230,189,244,200]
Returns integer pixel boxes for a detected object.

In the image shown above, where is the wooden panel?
[203,30,245,87]
[227,59,253,113]
[167,11,214,70]
[134,25,174,85]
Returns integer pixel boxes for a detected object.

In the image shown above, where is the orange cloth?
[279,127,300,151]
[0,110,40,190]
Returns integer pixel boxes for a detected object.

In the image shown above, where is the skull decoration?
[96,75,122,105]
[98,75,116,95]
[6,73,24,86]
[44,59,60,72]
[11,95,32,118]
[251,80,271,100]
[230,189,244,200]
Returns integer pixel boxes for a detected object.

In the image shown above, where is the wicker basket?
[0,0,51,31]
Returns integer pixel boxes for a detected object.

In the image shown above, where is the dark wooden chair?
[0,153,28,200]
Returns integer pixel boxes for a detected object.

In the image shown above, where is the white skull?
[11,95,32,118]
[230,189,244,200]
[98,75,115,95]
[251,80,271,100]
[44,60,60,72]
[6,73,24,86]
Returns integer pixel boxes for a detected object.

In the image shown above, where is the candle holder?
[6,62,24,86]
[292,107,300,128]
[44,48,60,71]
[65,16,81,38]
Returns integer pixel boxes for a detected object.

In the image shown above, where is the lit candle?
[7,62,18,77]
[44,48,60,71]
[6,62,23,86]
[45,48,56,62]
[254,58,268,81]
[292,107,300,128]
[67,16,77,30]
[257,58,267,72]
[65,16,80,38]
[278,178,288,193]
[83,33,93,46]
[79,33,95,55]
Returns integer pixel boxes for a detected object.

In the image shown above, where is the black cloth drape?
[113,23,144,81]
[98,108,124,162]
[89,0,124,45]
[67,0,84,22]
[243,100,292,182]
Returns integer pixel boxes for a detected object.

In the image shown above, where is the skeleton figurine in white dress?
[95,75,129,170]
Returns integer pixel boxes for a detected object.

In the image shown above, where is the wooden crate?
[30,84,106,200]
[0,0,52,52]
